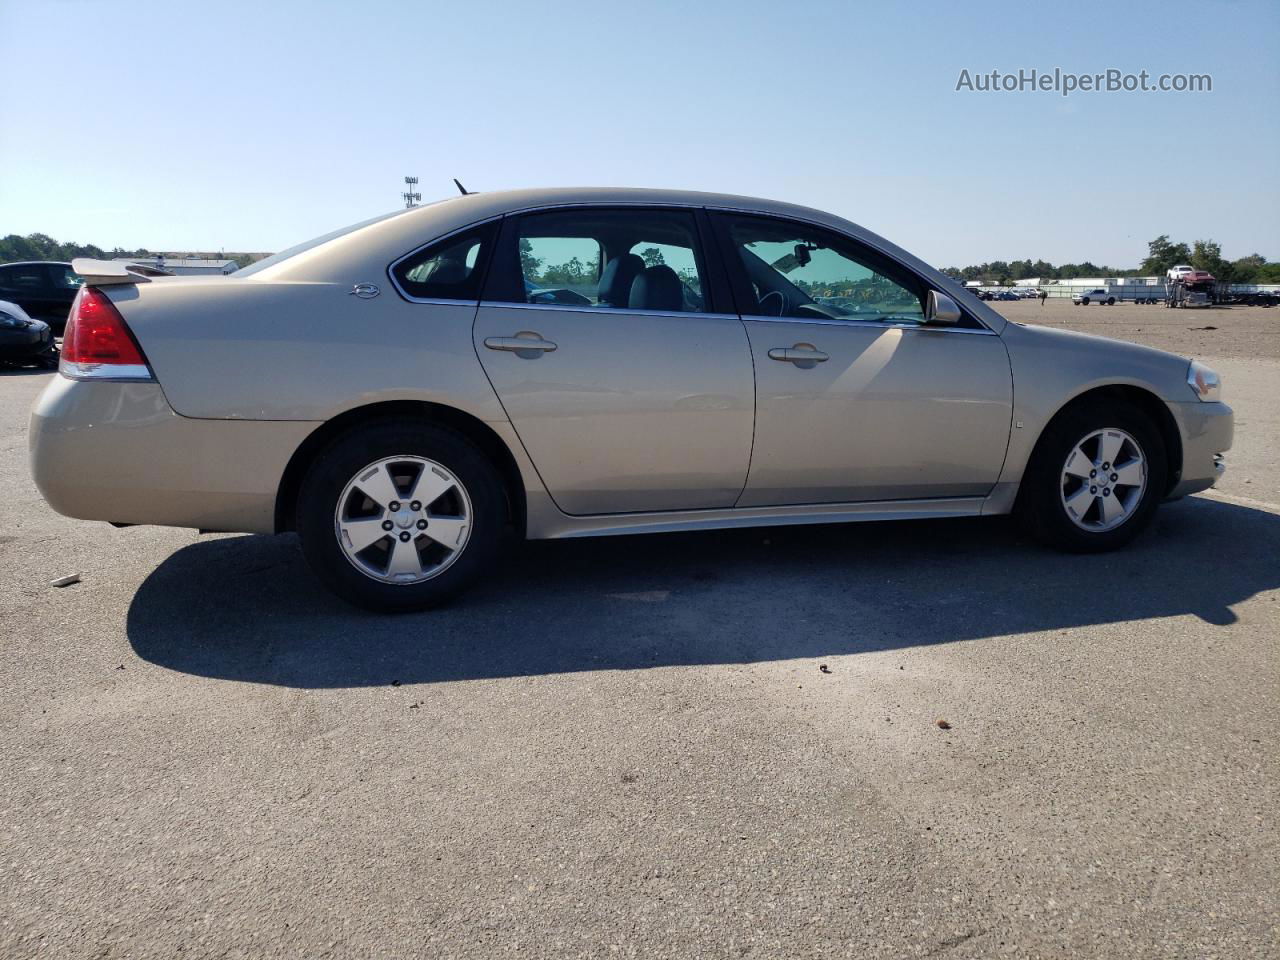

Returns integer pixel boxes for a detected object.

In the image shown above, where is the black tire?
[296,420,507,612]
[1015,399,1167,552]
[1081,297,1090,305]
[1106,297,1115,305]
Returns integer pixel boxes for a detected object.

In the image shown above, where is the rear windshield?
[235,207,418,278]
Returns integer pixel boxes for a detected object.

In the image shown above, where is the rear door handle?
[767,343,828,367]
[483,332,558,358]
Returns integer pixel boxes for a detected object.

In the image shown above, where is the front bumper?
[1165,399,1233,498]
[0,325,55,360]
[29,375,317,534]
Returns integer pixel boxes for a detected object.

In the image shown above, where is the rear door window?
[491,207,709,313]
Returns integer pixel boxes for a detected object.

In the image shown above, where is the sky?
[2,0,1277,268]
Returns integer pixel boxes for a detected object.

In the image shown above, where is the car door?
[472,206,754,516]
[711,212,1013,506]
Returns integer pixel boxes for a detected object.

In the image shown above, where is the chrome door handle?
[768,344,828,366]
[484,332,558,358]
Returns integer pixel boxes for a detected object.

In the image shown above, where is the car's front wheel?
[296,420,506,612]
[1081,297,1090,305]
[1016,400,1166,552]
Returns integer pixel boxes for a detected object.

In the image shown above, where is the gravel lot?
[2,300,1276,958]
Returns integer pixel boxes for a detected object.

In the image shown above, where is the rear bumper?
[29,375,316,534]
[1166,400,1233,498]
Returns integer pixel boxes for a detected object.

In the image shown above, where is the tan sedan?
[29,188,1232,611]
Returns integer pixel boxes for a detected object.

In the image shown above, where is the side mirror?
[925,290,962,326]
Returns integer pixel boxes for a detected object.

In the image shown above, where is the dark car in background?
[0,261,83,333]
[0,299,58,369]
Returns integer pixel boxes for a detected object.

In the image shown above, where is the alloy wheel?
[1059,428,1147,532]
[334,455,472,584]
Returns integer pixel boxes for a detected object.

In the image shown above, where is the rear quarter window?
[390,222,498,302]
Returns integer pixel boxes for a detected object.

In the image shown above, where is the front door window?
[722,216,928,326]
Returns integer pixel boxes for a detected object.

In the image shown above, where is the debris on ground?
[819,664,832,674]
[1190,325,1218,331]
[50,574,80,588]
[936,718,952,730]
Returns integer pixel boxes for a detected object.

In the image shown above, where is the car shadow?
[0,366,55,376]
[126,497,1279,689]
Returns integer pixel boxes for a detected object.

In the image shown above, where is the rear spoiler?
[71,258,173,286]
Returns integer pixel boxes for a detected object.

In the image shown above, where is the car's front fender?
[996,322,1193,487]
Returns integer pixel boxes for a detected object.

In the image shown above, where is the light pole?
[401,176,421,208]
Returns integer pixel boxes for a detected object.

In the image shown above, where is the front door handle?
[484,331,558,358]
[767,343,828,368]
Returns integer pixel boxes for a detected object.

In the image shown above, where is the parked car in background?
[1072,288,1115,305]
[1182,270,1215,284]
[0,261,82,333]
[28,187,1232,612]
[0,299,58,369]
[1167,265,1194,282]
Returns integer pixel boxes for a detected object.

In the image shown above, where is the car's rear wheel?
[1016,399,1166,552]
[296,420,506,612]
[1106,297,1116,305]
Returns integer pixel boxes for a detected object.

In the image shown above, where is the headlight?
[1187,359,1222,402]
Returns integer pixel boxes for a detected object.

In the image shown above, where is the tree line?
[8,230,1276,286]
[941,236,1280,285]
[0,233,258,269]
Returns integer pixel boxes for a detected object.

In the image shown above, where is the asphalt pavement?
[2,307,1276,958]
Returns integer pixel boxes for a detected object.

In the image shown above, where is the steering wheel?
[757,291,786,317]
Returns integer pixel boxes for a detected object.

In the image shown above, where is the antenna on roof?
[453,178,471,196]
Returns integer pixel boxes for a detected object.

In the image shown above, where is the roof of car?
[0,260,72,267]
[404,186,867,234]
[435,184,830,212]
[268,185,910,282]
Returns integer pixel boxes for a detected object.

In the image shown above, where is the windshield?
[235,207,418,278]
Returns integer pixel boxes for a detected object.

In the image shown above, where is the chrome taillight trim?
[59,362,155,382]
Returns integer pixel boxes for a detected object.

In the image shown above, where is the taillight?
[60,286,153,381]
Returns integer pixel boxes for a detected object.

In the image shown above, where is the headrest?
[598,253,645,307]
[629,264,683,312]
